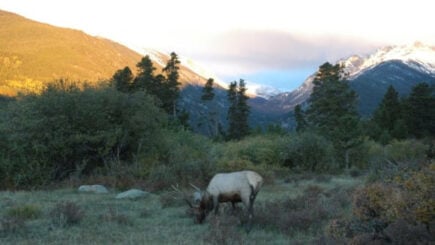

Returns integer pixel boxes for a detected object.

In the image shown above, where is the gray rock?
[78,184,109,194]
[116,189,148,200]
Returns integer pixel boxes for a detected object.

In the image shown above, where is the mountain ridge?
[261,42,435,116]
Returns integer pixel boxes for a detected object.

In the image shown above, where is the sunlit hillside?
[0,10,213,97]
[0,10,145,95]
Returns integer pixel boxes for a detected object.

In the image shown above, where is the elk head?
[171,184,211,224]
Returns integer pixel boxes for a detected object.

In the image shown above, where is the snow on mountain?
[178,57,229,89]
[142,48,167,67]
[340,42,435,79]
[245,83,282,99]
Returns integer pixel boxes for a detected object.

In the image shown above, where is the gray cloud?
[191,30,380,74]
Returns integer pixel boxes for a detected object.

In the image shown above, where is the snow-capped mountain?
[341,42,435,78]
[262,42,435,116]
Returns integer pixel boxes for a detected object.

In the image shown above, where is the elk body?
[189,170,263,224]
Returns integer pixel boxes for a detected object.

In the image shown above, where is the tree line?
[111,52,250,141]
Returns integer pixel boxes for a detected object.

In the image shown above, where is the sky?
[1,0,434,92]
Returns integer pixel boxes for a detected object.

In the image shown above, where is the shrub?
[255,185,353,236]
[210,135,286,174]
[6,204,42,220]
[0,81,166,187]
[0,217,26,235]
[203,215,243,245]
[50,201,84,227]
[341,162,435,243]
[384,139,428,162]
[100,208,132,226]
[148,130,216,189]
[282,132,336,172]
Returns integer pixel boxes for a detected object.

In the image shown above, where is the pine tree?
[294,104,307,132]
[201,78,215,101]
[236,79,250,138]
[372,85,404,141]
[403,82,435,138]
[133,55,157,93]
[112,66,133,93]
[227,81,238,139]
[306,62,361,168]
[162,52,181,117]
[200,78,219,137]
[227,79,250,140]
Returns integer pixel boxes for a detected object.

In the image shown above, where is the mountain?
[263,43,435,116]
[0,10,214,96]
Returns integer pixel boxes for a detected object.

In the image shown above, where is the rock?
[78,184,109,194]
[116,189,149,200]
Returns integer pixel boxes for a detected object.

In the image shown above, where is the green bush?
[207,135,287,181]
[282,132,336,172]
[148,129,216,188]
[384,139,428,162]
[0,81,166,187]
[6,204,42,220]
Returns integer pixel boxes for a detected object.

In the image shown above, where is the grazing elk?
[175,170,263,227]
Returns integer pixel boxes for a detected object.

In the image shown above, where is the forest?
[0,53,434,244]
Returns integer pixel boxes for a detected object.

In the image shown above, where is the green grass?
[0,174,363,244]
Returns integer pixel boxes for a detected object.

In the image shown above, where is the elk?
[175,170,263,226]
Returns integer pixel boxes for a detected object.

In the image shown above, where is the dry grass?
[0,174,363,244]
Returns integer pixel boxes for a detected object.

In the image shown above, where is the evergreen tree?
[162,52,181,117]
[403,82,435,138]
[201,78,215,101]
[200,78,219,137]
[294,104,307,132]
[227,81,238,139]
[306,62,361,168]
[372,85,404,141]
[227,79,250,140]
[133,55,158,93]
[112,66,133,93]
[237,79,250,138]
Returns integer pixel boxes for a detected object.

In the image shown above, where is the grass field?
[0,174,363,244]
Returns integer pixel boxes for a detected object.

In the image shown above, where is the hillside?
[0,10,143,95]
[0,10,213,96]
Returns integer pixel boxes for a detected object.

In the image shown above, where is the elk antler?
[171,184,194,208]
[189,183,201,192]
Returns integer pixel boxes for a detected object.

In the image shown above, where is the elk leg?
[246,185,258,233]
[213,196,219,215]
[248,185,257,218]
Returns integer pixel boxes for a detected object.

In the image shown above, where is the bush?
[49,201,84,227]
[99,208,132,226]
[282,132,336,172]
[0,81,166,187]
[6,204,42,220]
[148,130,217,189]
[211,135,286,168]
[333,162,435,243]
[255,185,353,236]
[384,139,428,162]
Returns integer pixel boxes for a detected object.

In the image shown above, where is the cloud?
[190,30,380,76]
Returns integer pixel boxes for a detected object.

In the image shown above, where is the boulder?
[78,184,109,194]
[116,189,149,200]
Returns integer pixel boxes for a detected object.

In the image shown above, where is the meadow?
[0,174,363,244]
